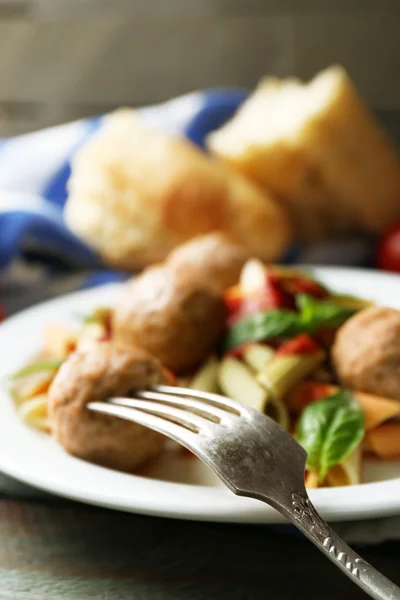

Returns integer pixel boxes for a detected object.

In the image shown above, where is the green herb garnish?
[296,390,364,482]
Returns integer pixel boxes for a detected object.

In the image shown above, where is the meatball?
[167,232,249,292]
[113,265,226,373]
[332,306,400,400]
[48,342,170,472]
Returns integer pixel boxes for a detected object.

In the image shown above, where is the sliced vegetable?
[296,390,364,482]
[286,382,400,430]
[366,424,400,458]
[11,359,63,380]
[276,333,320,356]
[242,343,274,372]
[218,357,269,412]
[257,351,325,402]
[286,382,332,413]
[190,356,219,393]
[283,277,328,299]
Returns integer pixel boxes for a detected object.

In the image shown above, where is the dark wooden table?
[0,498,399,599]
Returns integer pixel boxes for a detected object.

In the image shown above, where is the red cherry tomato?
[377,223,400,272]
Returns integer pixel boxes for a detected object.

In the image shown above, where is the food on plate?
[65,108,291,270]
[207,65,400,240]
[332,306,400,400]
[286,381,400,430]
[167,232,250,292]
[113,265,226,373]
[376,221,400,273]
[8,234,400,486]
[189,355,219,392]
[48,342,170,472]
[113,233,248,372]
[366,424,400,459]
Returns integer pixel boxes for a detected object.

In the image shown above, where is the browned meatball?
[332,306,400,400]
[48,342,170,472]
[167,232,249,292]
[113,265,226,373]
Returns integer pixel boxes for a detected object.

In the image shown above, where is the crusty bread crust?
[65,109,291,270]
[208,66,400,241]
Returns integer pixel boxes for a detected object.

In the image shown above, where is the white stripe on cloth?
[0,119,92,195]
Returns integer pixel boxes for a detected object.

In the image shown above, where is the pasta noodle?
[265,396,289,430]
[257,352,325,402]
[242,344,274,373]
[190,355,219,393]
[18,394,50,432]
[366,424,400,459]
[325,447,362,487]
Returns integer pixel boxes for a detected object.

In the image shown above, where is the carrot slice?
[366,424,400,458]
[286,382,400,430]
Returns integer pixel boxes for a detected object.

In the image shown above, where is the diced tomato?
[276,333,320,356]
[225,272,293,324]
[224,285,244,315]
[282,276,328,299]
[225,343,251,360]
[286,381,333,413]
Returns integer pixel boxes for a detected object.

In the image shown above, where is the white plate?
[1,267,400,524]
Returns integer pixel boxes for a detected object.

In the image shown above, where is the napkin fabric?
[0,88,387,544]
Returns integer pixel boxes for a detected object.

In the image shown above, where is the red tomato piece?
[283,276,328,299]
[0,304,5,322]
[276,333,320,356]
[225,343,251,360]
[377,222,400,273]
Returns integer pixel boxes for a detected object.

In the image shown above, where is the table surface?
[1,498,399,600]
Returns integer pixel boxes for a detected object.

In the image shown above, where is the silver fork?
[88,385,400,600]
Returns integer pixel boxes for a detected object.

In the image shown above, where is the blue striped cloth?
[0,89,374,316]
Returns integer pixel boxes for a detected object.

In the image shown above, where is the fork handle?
[285,494,400,600]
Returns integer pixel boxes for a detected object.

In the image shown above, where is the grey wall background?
[0,0,399,136]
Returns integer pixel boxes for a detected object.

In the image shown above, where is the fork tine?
[87,401,199,447]
[110,397,215,434]
[131,390,236,424]
[150,385,245,416]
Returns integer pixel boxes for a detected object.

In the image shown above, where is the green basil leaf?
[10,359,63,380]
[223,309,301,351]
[297,294,356,332]
[296,389,364,481]
[224,292,357,352]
